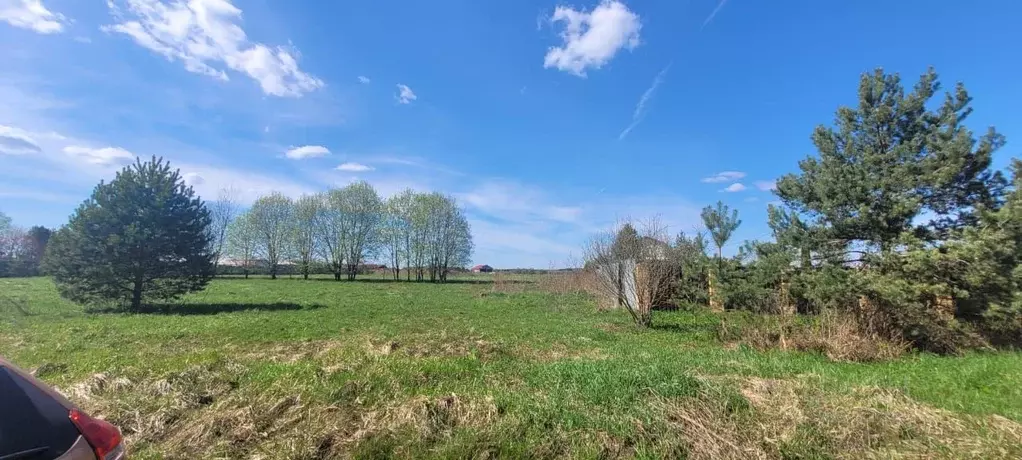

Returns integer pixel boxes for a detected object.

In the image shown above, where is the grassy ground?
[1,275,1021,459]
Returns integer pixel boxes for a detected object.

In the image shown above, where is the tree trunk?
[131,279,143,311]
[708,268,723,313]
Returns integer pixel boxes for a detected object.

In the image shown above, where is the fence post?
[616,262,624,307]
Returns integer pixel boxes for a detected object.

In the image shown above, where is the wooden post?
[635,262,650,322]
[708,268,723,312]
[616,262,625,308]
[779,280,795,316]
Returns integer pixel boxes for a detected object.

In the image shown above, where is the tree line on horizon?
[10,157,472,311]
[219,184,473,283]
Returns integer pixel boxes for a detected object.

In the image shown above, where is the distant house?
[471,264,494,273]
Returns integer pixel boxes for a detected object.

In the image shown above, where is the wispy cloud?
[543,0,642,77]
[701,0,729,29]
[754,180,777,191]
[396,84,417,104]
[357,76,371,84]
[63,146,135,165]
[701,171,746,183]
[721,182,746,192]
[619,63,670,140]
[0,0,66,34]
[103,0,323,97]
[0,125,43,154]
[336,162,374,172]
[285,145,330,159]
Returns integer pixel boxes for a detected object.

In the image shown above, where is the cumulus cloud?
[357,75,371,84]
[336,162,373,172]
[722,183,746,192]
[62,146,136,165]
[103,0,323,97]
[0,125,42,154]
[396,84,417,104]
[285,145,330,159]
[701,171,746,183]
[0,0,66,34]
[543,0,641,77]
[755,180,777,191]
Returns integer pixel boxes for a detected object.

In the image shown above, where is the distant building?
[471,264,494,273]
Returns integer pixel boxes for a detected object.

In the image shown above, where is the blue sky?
[1,0,1020,268]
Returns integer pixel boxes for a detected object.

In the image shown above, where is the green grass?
[2,276,1021,458]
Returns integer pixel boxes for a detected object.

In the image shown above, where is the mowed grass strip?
[2,276,1021,458]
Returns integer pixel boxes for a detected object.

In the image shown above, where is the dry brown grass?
[55,358,503,459]
[718,310,909,362]
[740,377,1022,459]
[52,358,1022,459]
[648,376,1022,460]
[535,270,598,296]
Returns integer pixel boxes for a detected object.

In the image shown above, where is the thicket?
[620,68,1021,354]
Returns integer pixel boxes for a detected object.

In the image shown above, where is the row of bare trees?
[214,182,473,281]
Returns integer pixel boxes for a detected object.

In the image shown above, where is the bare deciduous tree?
[249,192,293,279]
[318,190,347,280]
[208,186,239,275]
[291,195,321,279]
[226,211,258,279]
[382,191,414,280]
[584,217,675,327]
[337,181,382,280]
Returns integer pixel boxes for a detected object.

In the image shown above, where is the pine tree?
[775,68,1005,256]
[44,157,213,310]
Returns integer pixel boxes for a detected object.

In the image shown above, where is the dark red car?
[0,357,125,460]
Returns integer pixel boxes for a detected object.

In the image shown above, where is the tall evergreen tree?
[44,157,213,310]
[776,68,1005,256]
[701,201,741,264]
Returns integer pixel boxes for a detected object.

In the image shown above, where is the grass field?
[2,275,1021,459]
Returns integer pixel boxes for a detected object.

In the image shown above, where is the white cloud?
[62,146,136,165]
[357,75,371,84]
[0,125,42,154]
[396,84,417,104]
[175,162,315,204]
[285,145,329,159]
[543,0,641,77]
[458,181,583,224]
[755,180,777,191]
[701,171,746,183]
[103,0,323,97]
[336,162,373,172]
[183,172,205,186]
[722,183,746,192]
[0,0,65,34]
[619,63,669,140]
